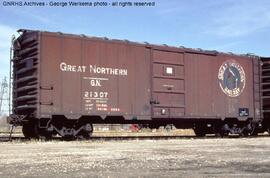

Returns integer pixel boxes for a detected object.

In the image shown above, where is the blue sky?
[0,0,269,80]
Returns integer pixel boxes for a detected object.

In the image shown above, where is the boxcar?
[8,29,269,139]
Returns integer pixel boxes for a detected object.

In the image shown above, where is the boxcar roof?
[17,29,259,59]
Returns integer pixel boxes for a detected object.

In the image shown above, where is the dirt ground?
[0,137,270,178]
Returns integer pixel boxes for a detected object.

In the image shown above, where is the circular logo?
[218,60,246,97]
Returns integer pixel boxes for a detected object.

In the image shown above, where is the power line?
[0,77,8,114]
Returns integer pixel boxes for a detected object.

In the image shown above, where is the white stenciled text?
[59,62,128,76]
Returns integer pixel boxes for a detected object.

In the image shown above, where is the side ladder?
[260,57,270,125]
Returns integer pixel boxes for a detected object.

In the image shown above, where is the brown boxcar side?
[9,29,265,138]
[184,53,255,119]
[39,32,151,120]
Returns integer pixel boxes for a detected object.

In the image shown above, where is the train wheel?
[194,129,206,137]
[38,128,53,140]
[238,123,253,137]
[77,123,93,140]
[193,125,206,137]
[214,124,227,137]
[77,131,91,140]
[250,123,258,136]
[218,123,231,137]
[22,123,32,139]
[240,130,250,137]
[22,121,39,139]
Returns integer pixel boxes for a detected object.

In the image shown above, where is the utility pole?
[0,77,8,114]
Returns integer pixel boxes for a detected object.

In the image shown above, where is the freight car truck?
[7,29,270,139]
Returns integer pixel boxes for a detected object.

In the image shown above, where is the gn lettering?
[90,79,101,87]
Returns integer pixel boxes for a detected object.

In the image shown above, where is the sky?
[0,0,270,113]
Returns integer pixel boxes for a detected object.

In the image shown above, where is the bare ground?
[0,137,270,178]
